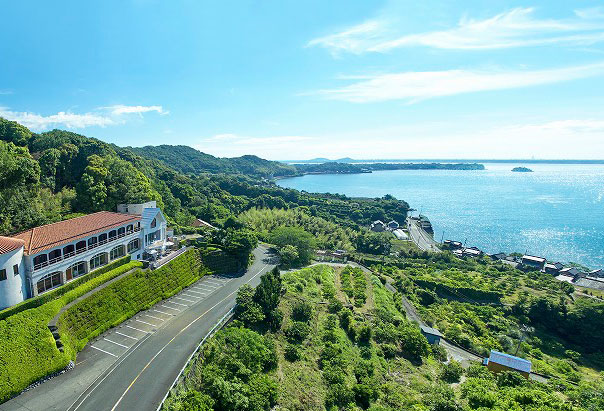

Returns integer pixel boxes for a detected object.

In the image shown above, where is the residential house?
[588,269,604,278]
[489,252,507,261]
[420,325,443,345]
[521,255,546,271]
[559,267,581,277]
[544,262,564,274]
[484,350,531,379]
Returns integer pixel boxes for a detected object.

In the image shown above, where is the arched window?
[63,244,75,258]
[48,249,62,263]
[98,233,108,244]
[37,271,62,294]
[76,240,87,254]
[118,227,125,236]
[109,230,117,241]
[88,237,98,249]
[90,252,108,270]
[110,245,125,261]
[126,224,133,233]
[66,261,87,281]
[33,254,48,270]
[127,239,140,253]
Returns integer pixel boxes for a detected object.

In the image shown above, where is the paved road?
[1,246,277,411]
[406,218,440,252]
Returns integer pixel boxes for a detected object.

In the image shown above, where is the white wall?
[117,201,157,215]
[0,247,27,310]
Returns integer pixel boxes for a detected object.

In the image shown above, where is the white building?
[0,202,167,310]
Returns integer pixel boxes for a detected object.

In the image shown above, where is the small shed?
[420,325,443,345]
[485,350,531,379]
[521,255,546,270]
[370,220,386,232]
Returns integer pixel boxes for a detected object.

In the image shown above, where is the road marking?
[167,300,188,307]
[153,309,173,316]
[109,262,272,411]
[104,338,130,349]
[143,314,164,321]
[194,286,216,292]
[203,280,223,286]
[91,345,118,357]
[161,304,181,311]
[173,296,196,303]
[135,319,157,327]
[126,325,149,333]
[115,331,138,340]
[181,293,200,299]
[185,289,205,295]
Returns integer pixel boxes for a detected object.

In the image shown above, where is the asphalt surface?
[406,218,440,252]
[1,246,277,411]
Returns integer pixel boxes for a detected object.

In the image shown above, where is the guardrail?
[156,305,236,411]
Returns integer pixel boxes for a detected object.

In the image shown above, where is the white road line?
[203,281,223,286]
[135,319,157,327]
[161,304,181,311]
[194,286,216,292]
[185,289,205,295]
[91,345,118,357]
[104,338,130,349]
[143,314,164,321]
[181,293,200,299]
[168,300,188,307]
[126,325,149,333]
[115,331,138,340]
[153,309,173,315]
[173,296,196,303]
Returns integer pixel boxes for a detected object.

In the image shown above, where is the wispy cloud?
[0,104,168,130]
[0,90,13,95]
[312,62,604,103]
[309,7,604,54]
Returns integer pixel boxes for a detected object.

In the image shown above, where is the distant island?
[293,162,485,176]
[512,167,533,172]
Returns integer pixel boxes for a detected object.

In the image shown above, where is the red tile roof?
[12,211,141,255]
[0,236,25,254]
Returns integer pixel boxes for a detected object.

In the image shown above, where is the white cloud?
[309,7,604,53]
[103,104,168,116]
[0,104,168,131]
[312,62,604,103]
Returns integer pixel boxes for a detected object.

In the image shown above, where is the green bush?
[291,301,313,323]
[58,249,206,351]
[440,361,464,383]
[284,344,301,362]
[285,321,311,343]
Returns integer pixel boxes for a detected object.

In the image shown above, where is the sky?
[1,0,604,160]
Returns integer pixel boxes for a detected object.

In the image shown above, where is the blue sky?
[1,0,604,159]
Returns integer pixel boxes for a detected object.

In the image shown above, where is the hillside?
[129,145,298,177]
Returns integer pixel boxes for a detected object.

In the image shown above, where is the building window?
[118,227,125,236]
[0,269,6,281]
[13,264,19,276]
[127,239,140,253]
[90,252,108,270]
[66,261,87,281]
[37,271,62,294]
[110,245,125,260]
[151,218,157,228]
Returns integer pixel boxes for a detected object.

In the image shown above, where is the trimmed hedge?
[0,258,140,403]
[58,249,207,351]
[0,255,132,321]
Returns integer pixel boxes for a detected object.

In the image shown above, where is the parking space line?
[181,293,200,299]
[143,314,164,321]
[126,325,149,333]
[194,286,216,292]
[161,304,181,311]
[135,319,157,327]
[202,280,222,286]
[104,338,130,349]
[115,331,138,340]
[185,289,205,295]
[91,345,118,357]
[153,309,173,315]
[173,296,196,303]
[168,300,188,307]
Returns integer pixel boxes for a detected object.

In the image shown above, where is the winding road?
[1,246,277,411]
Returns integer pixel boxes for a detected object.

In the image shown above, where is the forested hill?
[129,145,298,178]
[0,117,409,238]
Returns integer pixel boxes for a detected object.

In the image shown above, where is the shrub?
[284,344,301,362]
[357,325,372,345]
[285,321,311,343]
[291,301,313,323]
[328,298,343,313]
[496,371,526,388]
[440,361,463,383]
[381,343,397,359]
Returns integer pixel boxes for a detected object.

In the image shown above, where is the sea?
[277,163,604,269]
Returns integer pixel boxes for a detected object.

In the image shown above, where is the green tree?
[269,226,316,266]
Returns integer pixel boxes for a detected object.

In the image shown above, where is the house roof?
[560,267,580,275]
[141,208,164,227]
[12,211,141,255]
[0,236,25,254]
[420,325,443,337]
[488,350,531,373]
[522,255,546,263]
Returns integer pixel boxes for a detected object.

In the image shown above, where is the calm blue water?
[278,164,604,269]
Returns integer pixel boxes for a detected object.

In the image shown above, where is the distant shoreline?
[284,158,604,165]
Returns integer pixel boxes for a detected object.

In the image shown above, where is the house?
[489,252,507,261]
[0,202,167,310]
[191,218,217,230]
[443,240,463,250]
[387,220,399,230]
[420,325,443,345]
[588,269,604,278]
[543,262,564,274]
[521,255,546,270]
[370,220,386,232]
[485,350,531,379]
[559,267,580,277]
[463,247,483,258]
